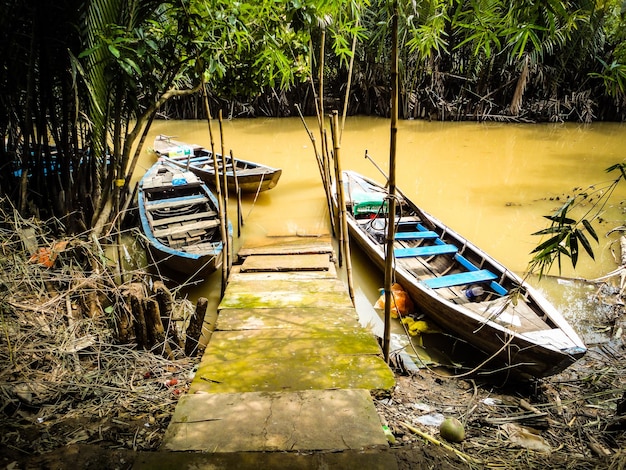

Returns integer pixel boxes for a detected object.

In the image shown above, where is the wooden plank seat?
[454,253,508,296]
[184,242,220,254]
[395,231,439,240]
[168,155,208,163]
[422,269,498,289]
[151,210,218,227]
[394,244,458,258]
[153,219,220,238]
[146,195,209,211]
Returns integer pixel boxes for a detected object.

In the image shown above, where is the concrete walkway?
[135,238,397,469]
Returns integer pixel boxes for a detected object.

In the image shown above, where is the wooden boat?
[339,170,587,378]
[138,158,230,280]
[153,135,282,194]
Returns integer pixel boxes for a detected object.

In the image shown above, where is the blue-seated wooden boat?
[153,135,281,194]
[340,170,586,378]
[138,158,230,280]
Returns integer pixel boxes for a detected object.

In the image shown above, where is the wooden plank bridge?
[135,237,397,469]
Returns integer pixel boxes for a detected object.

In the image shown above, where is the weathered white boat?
[153,135,281,194]
[340,170,586,378]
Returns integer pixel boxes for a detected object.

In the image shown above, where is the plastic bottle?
[465,285,484,300]
[382,425,396,444]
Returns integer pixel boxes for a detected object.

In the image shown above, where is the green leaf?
[606,163,626,180]
[124,58,141,75]
[108,44,121,58]
[569,232,579,268]
[531,226,564,236]
[575,228,595,260]
[543,214,577,225]
[582,219,599,242]
[530,234,564,254]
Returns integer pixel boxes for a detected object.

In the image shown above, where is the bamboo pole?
[364,151,436,231]
[317,29,336,236]
[340,19,359,144]
[296,104,336,236]
[230,150,243,237]
[383,2,399,363]
[331,111,355,305]
[218,110,232,276]
[201,82,228,296]
[330,117,343,267]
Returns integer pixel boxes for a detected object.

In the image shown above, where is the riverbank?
[2,345,625,469]
[1,213,625,469]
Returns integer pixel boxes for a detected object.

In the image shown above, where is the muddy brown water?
[134,117,626,360]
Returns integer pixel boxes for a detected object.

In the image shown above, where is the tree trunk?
[185,297,208,357]
[145,298,173,359]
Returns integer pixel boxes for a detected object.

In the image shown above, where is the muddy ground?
[1,339,624,470]
[0,219,624,469]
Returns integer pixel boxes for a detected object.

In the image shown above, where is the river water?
[135,117,626,353]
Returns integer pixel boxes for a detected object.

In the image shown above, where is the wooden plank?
[455,253,508,295]
[146,195,208,210]
[216,307,359,331]
[153,218,219,238]
[183,242,220,254]
[422,269,498,289]
[240,254,330,272]
[395,231,439,240]
[151,210,217,227]
[218,278,353,310]
[394,244,458,258]
[238,240,333,258]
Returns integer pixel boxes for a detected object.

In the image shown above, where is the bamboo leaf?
[542,214,577,225]
[569,232,579,268]
[530,234,565,254]
[575,228,595,260]
[108,44,120,58]
[582,219,599,242]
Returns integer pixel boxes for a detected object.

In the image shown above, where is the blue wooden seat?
[422,269,498,289]
[454,253,508,295]
[395,231,439,240]
[394,244,458,258]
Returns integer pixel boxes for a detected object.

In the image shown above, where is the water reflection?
[133,118,626,358]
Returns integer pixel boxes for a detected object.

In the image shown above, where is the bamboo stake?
[296,104,336,236]
[364,150,436,231]
[230,150,243,237]
[330,111,355,305]
[201,81,228,296]
[317,29,337,235]
[218,110,232,276]
[340,19,359,144]
[318,28,326,151]
[383,2,399,363]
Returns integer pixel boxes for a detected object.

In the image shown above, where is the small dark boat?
[138,158,230,280]
[339,170,586,378]
[153,135,281,194]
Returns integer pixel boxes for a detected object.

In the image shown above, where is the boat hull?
[340,171,586,378]
[153,135,281,194]
[138,159,230,282]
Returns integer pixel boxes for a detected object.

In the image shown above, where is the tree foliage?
[0,0,364,233]
[1,0,625,234]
